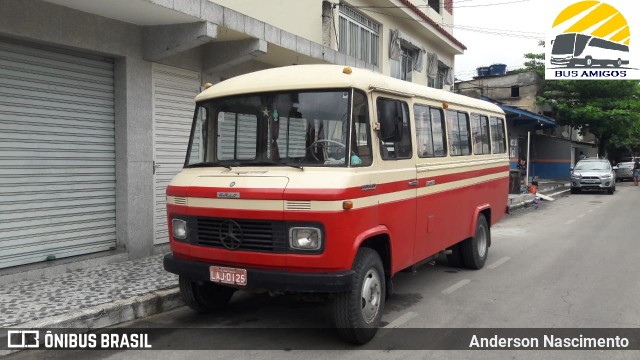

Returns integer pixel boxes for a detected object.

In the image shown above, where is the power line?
[439,22,546,36]
[452,0,532,8]
[347,0,483,9]
[356,7,544,39]
[350,0,531,10]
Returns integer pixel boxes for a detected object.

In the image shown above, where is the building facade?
[0,0,464,279]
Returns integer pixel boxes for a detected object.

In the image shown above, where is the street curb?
[1,287,182,355]
[15,286,182,329]
[508,184,570,212]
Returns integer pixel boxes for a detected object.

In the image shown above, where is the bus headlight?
[172,218,188,240]
[289,227,322,251]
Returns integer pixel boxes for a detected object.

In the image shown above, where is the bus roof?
[196,64,504,115]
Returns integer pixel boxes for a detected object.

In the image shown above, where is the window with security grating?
[338,4,379,66]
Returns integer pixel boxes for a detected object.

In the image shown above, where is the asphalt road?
[8,181,640,359]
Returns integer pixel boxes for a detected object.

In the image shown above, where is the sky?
[453,0,548,80]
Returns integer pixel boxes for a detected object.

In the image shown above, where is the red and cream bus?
[163,65,509,344]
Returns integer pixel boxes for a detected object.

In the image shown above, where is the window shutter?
[389,29,401,60]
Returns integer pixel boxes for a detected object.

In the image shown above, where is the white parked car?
[615,162,635,182]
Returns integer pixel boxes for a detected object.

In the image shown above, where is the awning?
[480,96,557,127]
[501,104,557,127]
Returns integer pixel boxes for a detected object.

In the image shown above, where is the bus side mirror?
[378,101,404,142]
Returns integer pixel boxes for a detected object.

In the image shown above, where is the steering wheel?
[306,139,346,161]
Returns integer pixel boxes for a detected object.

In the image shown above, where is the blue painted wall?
[530,161,571,180]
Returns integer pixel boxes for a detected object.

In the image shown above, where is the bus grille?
[194,218,288,253]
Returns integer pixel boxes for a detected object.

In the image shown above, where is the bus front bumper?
[163,254,354,293]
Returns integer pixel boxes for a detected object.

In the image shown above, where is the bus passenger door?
[374,96,417,273]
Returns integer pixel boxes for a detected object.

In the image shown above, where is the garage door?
[152,64,201,244]
[0,40,116,268]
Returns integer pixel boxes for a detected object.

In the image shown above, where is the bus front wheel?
[616,59,622,67]
[334,247,385,344]
[585,57,593,67]
[179,276,236,313]
[461,214,490,270]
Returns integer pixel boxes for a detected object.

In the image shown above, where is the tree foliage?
[539,80,640,157]
[522,40,545,78]
[523,42,640,157]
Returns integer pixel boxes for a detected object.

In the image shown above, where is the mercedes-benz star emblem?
[219,220,243,250]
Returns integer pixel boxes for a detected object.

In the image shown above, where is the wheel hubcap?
[360,269,381,323]
[477,225,487,258]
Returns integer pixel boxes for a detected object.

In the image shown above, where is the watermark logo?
[546,1,638,79]
[7,330,39,348]
[4,330,152,350]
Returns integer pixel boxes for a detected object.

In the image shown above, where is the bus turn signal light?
[343,67,352,74]
[342,201,353,210]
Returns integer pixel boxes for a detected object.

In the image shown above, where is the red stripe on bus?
[424,165,509,185]
[167,165,508,200]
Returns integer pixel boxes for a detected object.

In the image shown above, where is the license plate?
[210,266,247,286]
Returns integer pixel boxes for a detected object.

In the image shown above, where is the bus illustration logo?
[546,1,637,79]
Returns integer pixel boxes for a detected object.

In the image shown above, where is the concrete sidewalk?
[0,180,570,348]
[0,254,182,331]
[508,179,570,211]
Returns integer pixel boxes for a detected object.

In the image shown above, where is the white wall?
[212,0,327,44]
[212,0,458,89]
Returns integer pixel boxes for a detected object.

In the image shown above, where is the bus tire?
[461,214,489,270]
[616,59,622,67]
[334,247,385,345]
[446,243,465,268]
[586,57,593,67]
[179,276,236,313]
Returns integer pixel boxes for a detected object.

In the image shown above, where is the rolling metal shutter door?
[153,64,201,244]
[0,40,116,268]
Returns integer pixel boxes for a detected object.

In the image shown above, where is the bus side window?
[415,104,447,158]
[470,113,491,155]
[377,98,412,160]
[351,91,372,167]
[490,116,507,154]
[446,110,471,156]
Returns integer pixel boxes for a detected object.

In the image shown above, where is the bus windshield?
[551,33,576,55]
[185,89,354,168]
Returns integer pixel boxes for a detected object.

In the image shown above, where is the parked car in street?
[620,156,639,163]
[570,158,616,194]
[615,162,635,182]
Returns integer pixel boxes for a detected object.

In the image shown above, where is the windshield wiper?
[278,162,304,170]
[185,161,232,170]
[246,161,304,170]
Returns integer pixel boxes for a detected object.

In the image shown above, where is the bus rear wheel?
[334,247,385,345]
[616,59,622,67]
[461,214,490,270]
